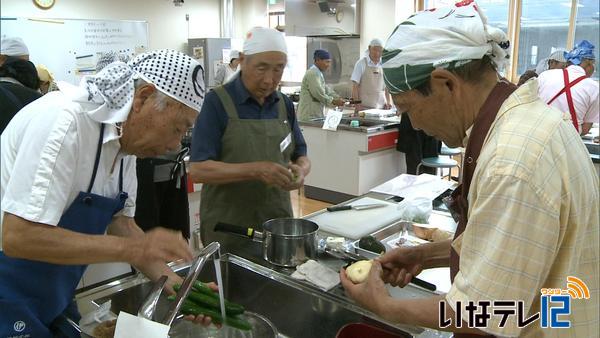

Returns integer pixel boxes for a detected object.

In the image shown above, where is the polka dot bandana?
[78,49,205,124]
[95,51,131,72]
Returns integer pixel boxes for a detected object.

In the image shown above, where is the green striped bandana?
[382,1,510,94]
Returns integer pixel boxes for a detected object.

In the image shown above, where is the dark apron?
[445,81,516,338]
[135,147,190,239]
[200,86,294,254]
[0,123,128,338]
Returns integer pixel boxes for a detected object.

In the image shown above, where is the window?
[424,0,509,32]
[517,0,571,78]
[419,0,595,82]
[574,0,599,79]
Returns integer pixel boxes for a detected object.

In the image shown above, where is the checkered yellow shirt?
[446,79,599,337]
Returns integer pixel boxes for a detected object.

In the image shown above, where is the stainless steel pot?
[214,218,319,267]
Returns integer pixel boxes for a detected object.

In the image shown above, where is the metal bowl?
[169,311,278,338]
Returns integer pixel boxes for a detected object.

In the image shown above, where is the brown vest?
[446,80,517,338]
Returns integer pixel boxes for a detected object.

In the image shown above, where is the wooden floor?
[290,188,332,217]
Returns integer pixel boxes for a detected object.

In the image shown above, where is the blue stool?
[416,156,458,181]
[440,145,463,181]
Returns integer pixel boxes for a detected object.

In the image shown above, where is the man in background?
[0,57,41,132]
[0,37,29,66]
[351,38,392,111]
[517,49,568,86]
[214,49,240,86]
[297,49,345,121]
[537,40,598,135]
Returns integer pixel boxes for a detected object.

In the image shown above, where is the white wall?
[0,0,221,52]
[233,0,268,39]
[360,0,416,51]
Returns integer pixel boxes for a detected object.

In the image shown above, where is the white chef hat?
[243,27,287,55]
[369,38,384,48]
[229,49,240,60]
[1,37,29,56]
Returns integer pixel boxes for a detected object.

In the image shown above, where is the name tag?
[280,133,292,153]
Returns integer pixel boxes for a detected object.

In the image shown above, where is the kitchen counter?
[300,115,405,204]
[74,190,453,338]
[299,116,401,134]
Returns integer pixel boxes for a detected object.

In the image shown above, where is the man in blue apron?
[1,49,213,337]
[339,2,598,337]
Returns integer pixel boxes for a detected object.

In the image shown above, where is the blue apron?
[0,124,128,338]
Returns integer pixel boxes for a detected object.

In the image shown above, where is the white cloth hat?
[229,49,240,59]
[369,38,384,47]
[66,49,205,124]
[548,49,567,63]
[243,27,287,55]
[535,49,568,74]
[382,1,510,93]
[1,37,29,56]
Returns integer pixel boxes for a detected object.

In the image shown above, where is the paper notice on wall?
[322,109,343,131]
[370,174,455,200]
[192,46,204,59]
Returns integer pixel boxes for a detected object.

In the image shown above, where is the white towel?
[291,260,340,291]
[114,311,170,338]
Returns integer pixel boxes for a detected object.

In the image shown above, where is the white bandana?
[0,37,29,56]
[243,27,287,56]
[382,1,510,93]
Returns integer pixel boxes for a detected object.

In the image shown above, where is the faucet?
[138,241,221,326]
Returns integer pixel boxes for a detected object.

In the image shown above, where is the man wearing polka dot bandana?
[189,27,311,253]
[0,49,217,336]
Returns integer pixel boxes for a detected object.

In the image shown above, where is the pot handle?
[214,222,258,239]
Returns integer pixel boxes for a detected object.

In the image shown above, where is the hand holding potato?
[345,260,373,284]
[340,260,392,317]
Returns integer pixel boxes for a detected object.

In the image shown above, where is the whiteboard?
[1,17,148,84]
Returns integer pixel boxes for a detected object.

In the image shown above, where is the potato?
[346,260,373,284]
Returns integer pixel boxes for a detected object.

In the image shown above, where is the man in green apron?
[351,38,392,111]
[339,3,598,337]
[297,49,346,122]
[189,27,311,255]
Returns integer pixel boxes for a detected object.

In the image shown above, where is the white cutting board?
[308,197,403,239]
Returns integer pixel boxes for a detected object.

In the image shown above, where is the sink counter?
[75,227,450,338]
[75,253,448,338]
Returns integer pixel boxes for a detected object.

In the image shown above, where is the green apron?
[200,86,294,254]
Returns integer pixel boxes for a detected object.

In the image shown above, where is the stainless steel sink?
[88,255,414,338]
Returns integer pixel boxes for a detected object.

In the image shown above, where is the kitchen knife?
[327,203,387,212]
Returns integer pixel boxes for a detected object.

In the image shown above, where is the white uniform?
[214,64,238,86]
[0,87,137,249]
[537,65,599,131]
[351,56,386,109]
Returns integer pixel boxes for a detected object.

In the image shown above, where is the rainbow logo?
[563,276,590,299]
